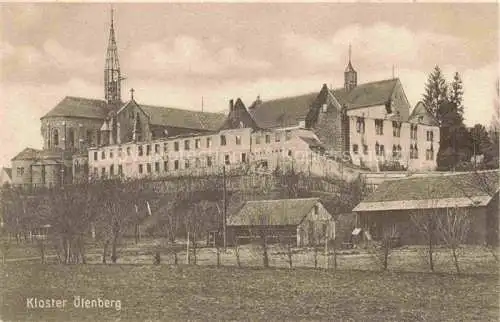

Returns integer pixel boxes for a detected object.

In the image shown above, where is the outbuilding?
[353,170,499,245]
[227,198,335,246]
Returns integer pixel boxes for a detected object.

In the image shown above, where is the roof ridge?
[140,103,225,115]
[65,96,107,103]
[246,197,319,203]
[332,78,399,92]
[258,92,319,105]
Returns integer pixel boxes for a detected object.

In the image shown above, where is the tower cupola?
[344,44,357,92]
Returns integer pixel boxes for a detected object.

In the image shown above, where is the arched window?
[53,129,59,146]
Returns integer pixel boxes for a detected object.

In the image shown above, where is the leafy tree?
[423,65,449,123]
[448,72,465,116]
[436,102,471,170]
[469,124,491,157]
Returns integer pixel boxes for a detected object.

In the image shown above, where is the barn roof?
[353,170,499,212]
[228,198,322,226]
[408,101,439,126]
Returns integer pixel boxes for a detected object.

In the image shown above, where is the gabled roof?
[138,103,226,131]
[353,170,499,212]
[41,96,110,120]
[228,198,321,226]
[332,78,399,110]
[409,101,439,126]
[11,148,42,161]
[2,167,12,179]
[248,93,318,129]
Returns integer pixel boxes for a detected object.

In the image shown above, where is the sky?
[0,3,498,168]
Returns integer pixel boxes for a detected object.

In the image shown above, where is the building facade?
[11,11,440,188]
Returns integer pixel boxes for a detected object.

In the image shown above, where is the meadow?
[1,262,499,321]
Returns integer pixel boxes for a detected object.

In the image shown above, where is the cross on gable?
[130,88,135,100]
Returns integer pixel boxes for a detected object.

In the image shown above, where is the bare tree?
[437,207,471,274]
[370,225,399,271]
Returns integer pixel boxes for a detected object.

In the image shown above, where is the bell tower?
[344,44,357,92]
[104,8,122,105]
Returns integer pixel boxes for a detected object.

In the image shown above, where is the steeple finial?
[348,43,352,63]
[105,7,122,104]
[130,88,135,100]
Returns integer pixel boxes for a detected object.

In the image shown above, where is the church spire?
[344,43,357,92]
[104,8,122,104]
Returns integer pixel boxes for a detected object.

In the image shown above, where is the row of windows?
[49,128,101,148]
[356,118,434,141]
[352,143,434,160]
[93,131,293,161]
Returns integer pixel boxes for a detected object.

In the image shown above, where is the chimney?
[229,99,234,112]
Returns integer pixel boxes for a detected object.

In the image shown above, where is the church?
[10,11,439,189]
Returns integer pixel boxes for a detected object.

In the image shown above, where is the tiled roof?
[41,96,110,120]
[248,93,318,129]
[228,198,321,226]
[332,78,399,110]
[11,148,74,161]
[409,101,439,126]
[247,79,399,129]
[353,170,499,212]
[139,103,226,131]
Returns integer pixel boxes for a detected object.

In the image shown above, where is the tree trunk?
[39,241,45,264]
[192,236,197,265]
[173,251,178,265]
[452,247,461,274]
[235,238,241,268]
[79,237,86,264]
[287,243,293,269]
[102,241,108,264]
[314,247,318,269]
[428,231,434,272]
[332,239,337,272]
[262,235,269,268]
[111,234,118,264]
[216,246,221,267]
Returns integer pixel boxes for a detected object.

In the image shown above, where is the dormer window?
[322,103,328,113]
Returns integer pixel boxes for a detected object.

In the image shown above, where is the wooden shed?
[227,197,335,246]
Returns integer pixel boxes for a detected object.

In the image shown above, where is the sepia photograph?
[0,2,499,321]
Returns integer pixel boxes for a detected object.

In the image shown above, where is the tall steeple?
[104,8,122,104]
[344,44,357,92]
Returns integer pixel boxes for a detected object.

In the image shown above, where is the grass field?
[1,263,498,321]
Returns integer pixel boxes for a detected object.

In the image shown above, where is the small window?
[174,160,179,170]
[109,150,114,159]
[163,161,168,172]
[352,144,359,154]
[174,142,179,152]
[155,162,160,172]
[224,154,230,165]
[184,159,190,169]
[118,148,122,157]
[265,135,270,144]
[138,146,144,156]
[184,140,190,150]
[127,147,131,156]
[220,135,227,146]
[94,151,98,161]
[155,144,160,154]
[363,144,368,155]
[236,135,242,145]
[241,153,247,163]
[356,117,365,134]
[118,164,123,175]
[138,164,143,174]
[195,158,201,168]
[101,151,106,160]
[146,163,152,173]
[101,167,106,178]
[313,204,319,215]
[110,164,114,176]
[163,143,168,154]
[207,156,213,167]
[195,139,201,149]
[285,130,292,141]
[255,136,261,144]
[206,137,212,148]
[146,145,151,156]
[288,150,292,157]
[275,133,281,142]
